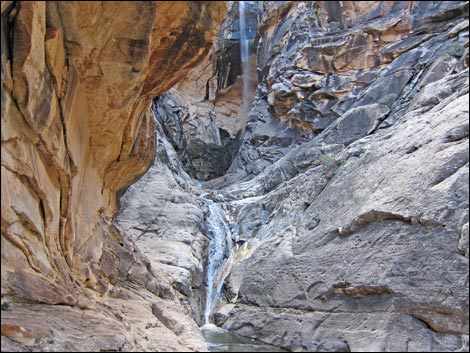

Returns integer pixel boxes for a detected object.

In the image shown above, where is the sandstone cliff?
[118,1,469,352]
[1,1,225,351]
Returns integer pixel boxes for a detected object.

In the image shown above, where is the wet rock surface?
[202,324,287,352]
[153,1,261,181]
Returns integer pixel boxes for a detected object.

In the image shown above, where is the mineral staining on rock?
[153,1,261,182]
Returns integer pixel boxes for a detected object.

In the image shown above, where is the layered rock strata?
[1,1,225,351]
[116,0,262,327]
[214,1,469,183]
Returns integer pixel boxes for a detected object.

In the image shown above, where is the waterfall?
[202,197,235,324]
[200,1,255,326]
[239,1,251,114]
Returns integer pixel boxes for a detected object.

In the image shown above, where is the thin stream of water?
[239,1,251,115]
[203,1,252,326]
[202,198,234,324]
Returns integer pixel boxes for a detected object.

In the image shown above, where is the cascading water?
[200,196,285,349]
[202,197,235,324]
[201,2,253,326]
[239,1,251,115]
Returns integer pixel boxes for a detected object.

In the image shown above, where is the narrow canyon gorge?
[1,1,469,352]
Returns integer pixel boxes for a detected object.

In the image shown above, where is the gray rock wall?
[117,1,469,351]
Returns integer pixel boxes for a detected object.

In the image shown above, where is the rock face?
[115,1,262,327]
[118,1,469,352]
[210,1,469,351]
[156,1,261,181]
[116,107,211,326]
[1,1,225,351]
[2,0,469,352]
[219,0,470,184]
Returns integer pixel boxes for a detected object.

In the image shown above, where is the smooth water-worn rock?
[116,109,210,326]
[218,73,469,351]
[202,324,287,352]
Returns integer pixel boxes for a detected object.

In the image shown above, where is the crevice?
[337,210,444,236]
[10,206,45,244]
[38,198,46,227]
[228,300,467,336]
[3,1,18,69]
[134,199,170,242]
[430,160,469,188]
[1,162,53,235]
[443,128,469,143]
[2,226,47,275]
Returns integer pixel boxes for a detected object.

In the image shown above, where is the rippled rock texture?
[1,1,225,351]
